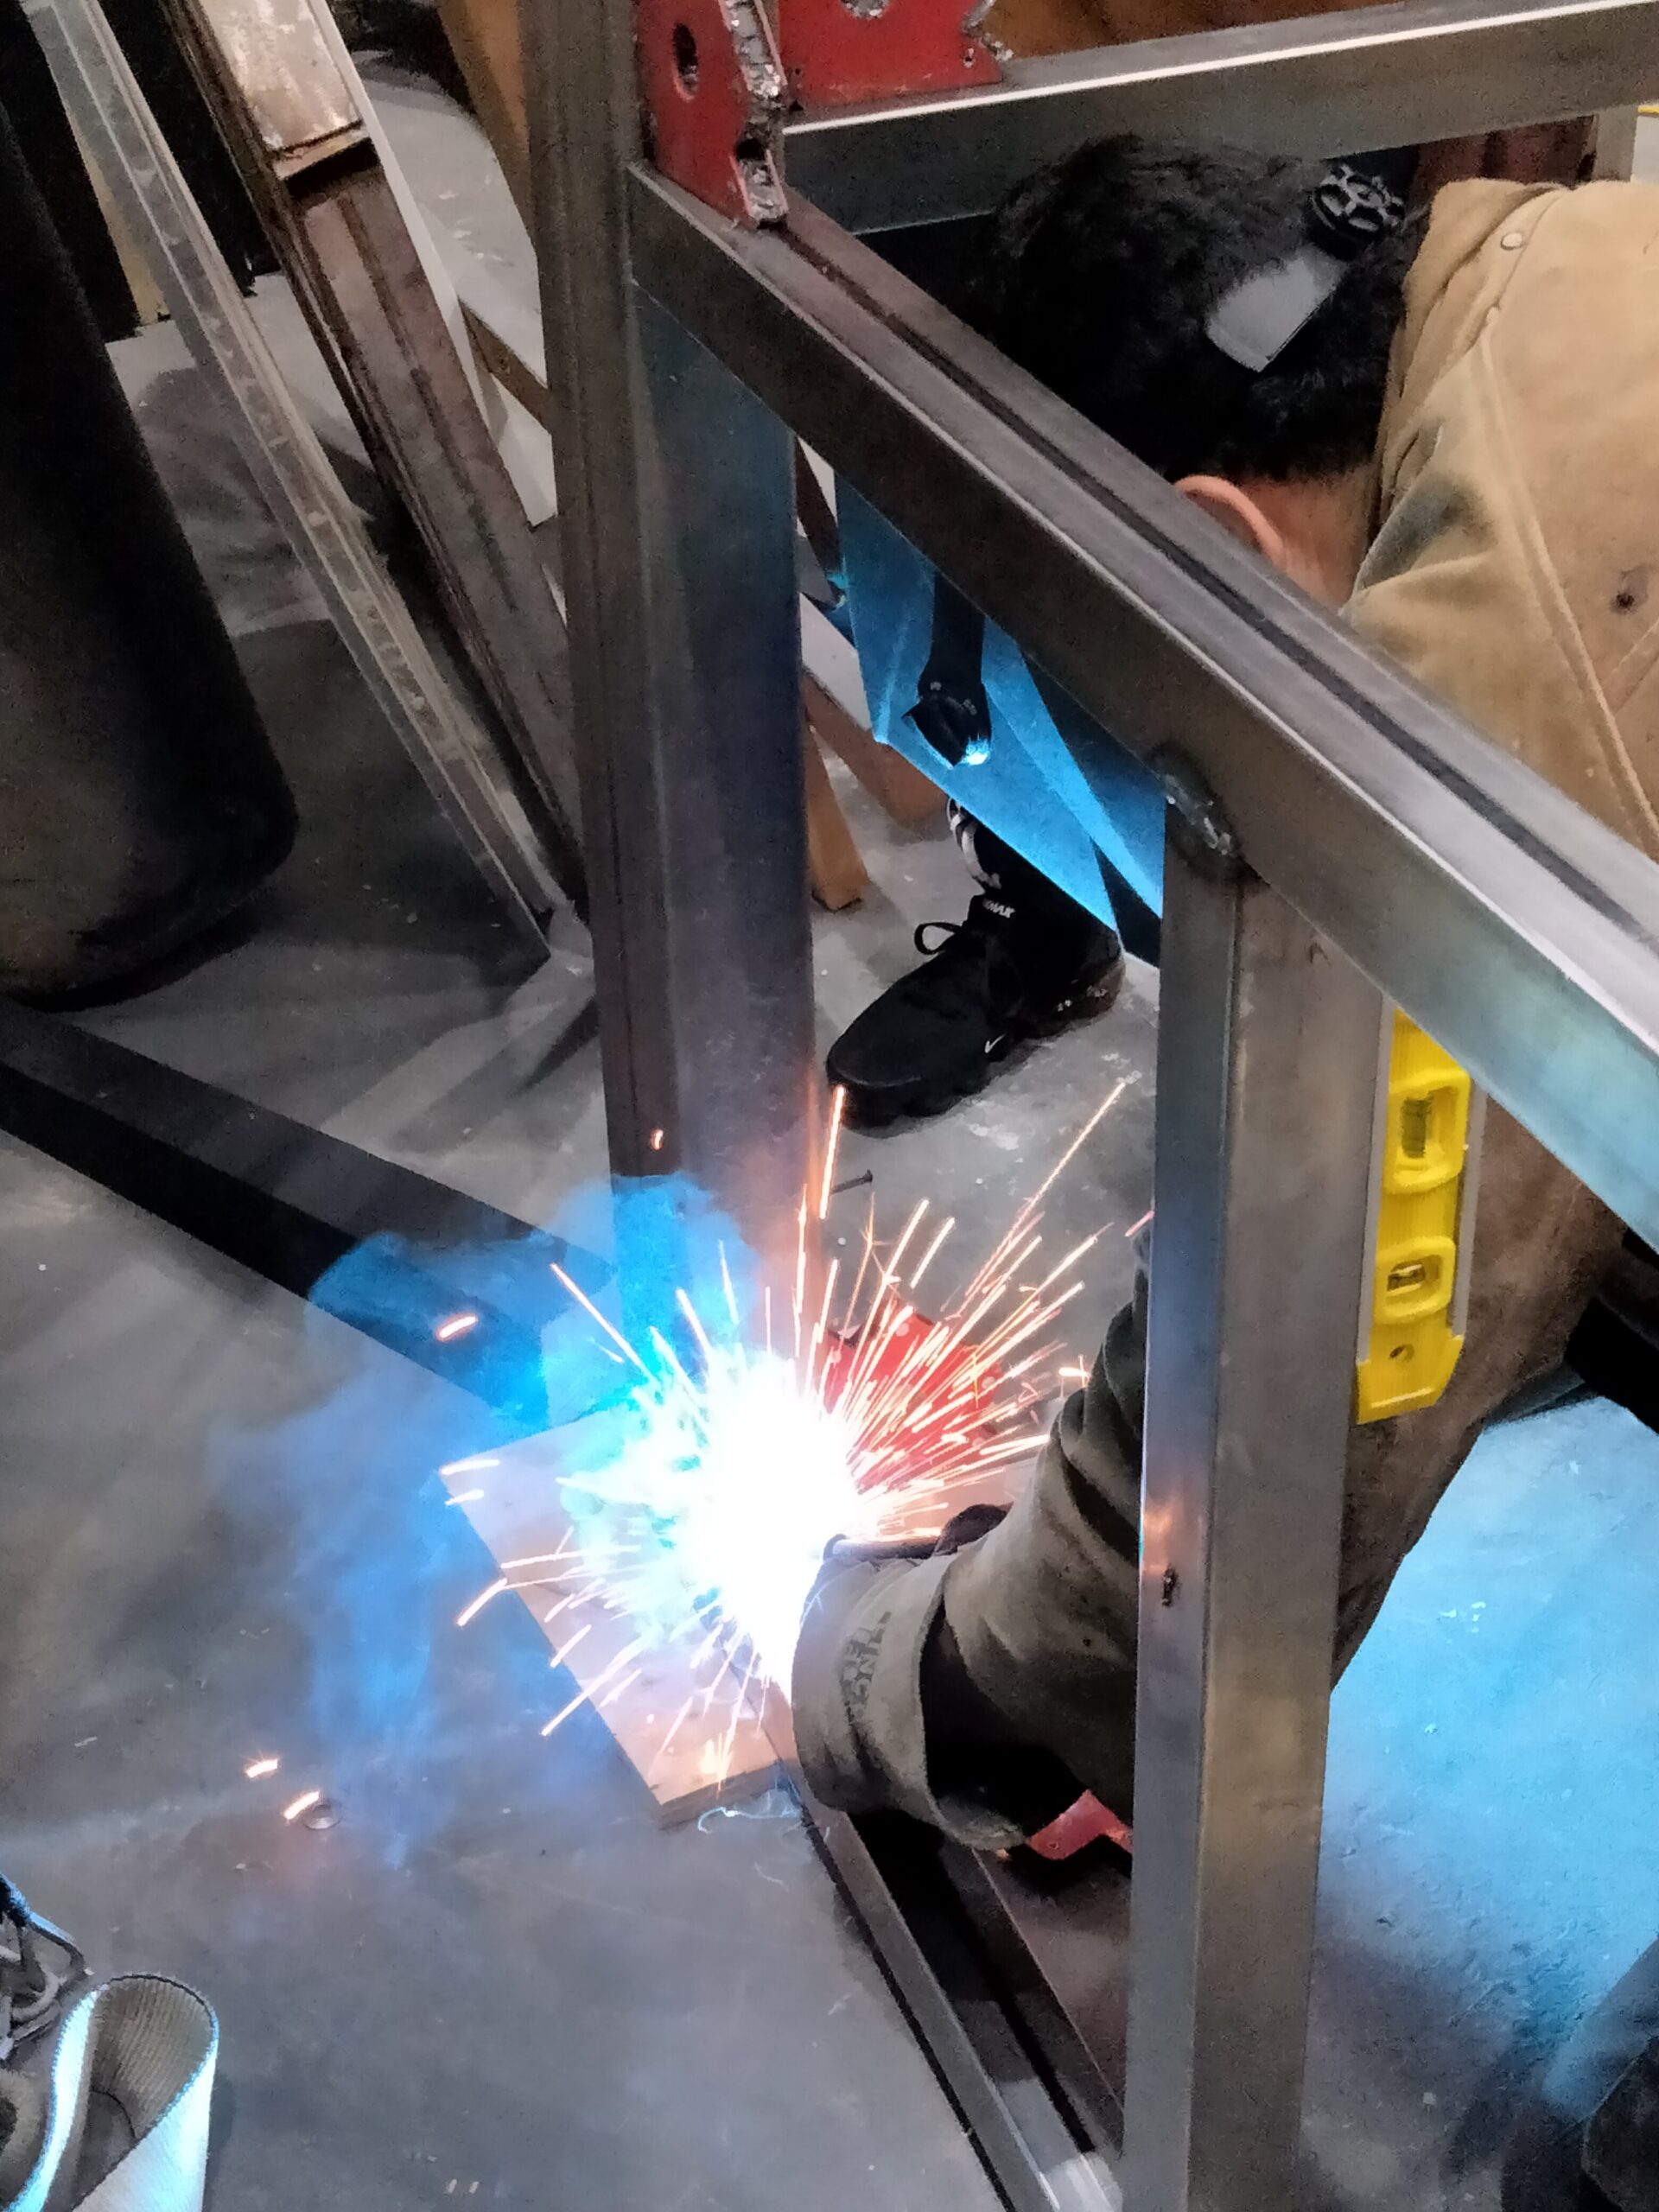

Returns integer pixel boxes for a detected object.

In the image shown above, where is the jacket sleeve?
[938,1251,1148,1819]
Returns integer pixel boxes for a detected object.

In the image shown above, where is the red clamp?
[637,0,789,226]
[637,0,1003,228]
[775,0,1001,111]
[1025,1791,1134,1863]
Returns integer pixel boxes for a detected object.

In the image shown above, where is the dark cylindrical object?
[0,93,295,1000]
[0,0,137,339]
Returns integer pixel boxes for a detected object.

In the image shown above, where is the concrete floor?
[3,67,1657,2212]
[1309,1393,1659,2208]
[0,1138,1000,2212]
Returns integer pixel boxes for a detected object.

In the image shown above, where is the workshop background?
[0,10,1656,2209]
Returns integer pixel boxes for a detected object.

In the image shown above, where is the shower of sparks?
[451,1083,1133,1790]
[244,1756,280,1780]
[282,1788,323,1822]
[817,1084,846,1220]
[435,1313,480,1342]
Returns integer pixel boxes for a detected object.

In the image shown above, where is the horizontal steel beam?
[627,164,1659,1245]
[803,1801,1123,2212]
[784,0,1659,232]
[0,1001,607,1424]
[760,1661,1122,2209]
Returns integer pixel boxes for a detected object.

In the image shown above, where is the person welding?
[791,137,1659,2195]
[823,128,1591,1128]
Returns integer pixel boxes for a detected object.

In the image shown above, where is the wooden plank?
[160,0,587,908]
[794,441,841,594]
[804,721,869,911]
[434,0,530,219]
[982,0,1112,55]
[402,297,922,873]
[36,0,563,938]
[194,0,359,156]
[463,299,550,429]
[443,1421,779,1821]
[296,168,584,874]
[68,124,167,324]
[804,669,945,829]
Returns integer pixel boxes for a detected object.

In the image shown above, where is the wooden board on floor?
[463,298,549,429]
[69,126,168,324]
[442,1404,1041,1823]
[444,1421,780,1823]
[804,722,869,911]
[804,671,945,829]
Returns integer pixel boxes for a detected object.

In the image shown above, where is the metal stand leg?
[1125,832,1383,2211]
[526,10,814,1255]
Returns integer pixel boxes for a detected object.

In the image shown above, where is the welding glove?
[792,1543,994,1835]
[791,1278,1148,1845]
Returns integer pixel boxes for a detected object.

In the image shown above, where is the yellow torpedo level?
[1355,1010,1482,1424]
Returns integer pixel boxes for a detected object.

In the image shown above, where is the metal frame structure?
[532,3,1659,2206]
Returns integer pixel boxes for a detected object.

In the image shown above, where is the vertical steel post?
[524,0,814,1257]
[1123,827,1383,2211]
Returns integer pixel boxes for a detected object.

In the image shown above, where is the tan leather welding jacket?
[1354,177,1659,859]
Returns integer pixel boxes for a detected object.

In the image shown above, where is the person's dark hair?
[970,136,1421,484]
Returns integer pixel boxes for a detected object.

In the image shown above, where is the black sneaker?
[827,892,1124,1125]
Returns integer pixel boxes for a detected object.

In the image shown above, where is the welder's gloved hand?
[938,1310,1144,1822]
[792,1263,1150,1845]
[794,1506,1085,1847]
[792,1540,977,1830]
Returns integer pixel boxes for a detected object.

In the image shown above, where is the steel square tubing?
[785,0,1659,234]
[525,0,815,1249]
[1128,854,1382,2209]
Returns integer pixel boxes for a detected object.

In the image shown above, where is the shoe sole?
[842,957,1127,1129]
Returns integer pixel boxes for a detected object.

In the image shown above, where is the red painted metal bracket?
[638,0,789,225]
[637,0,1003,226]
[774,0,1001,111]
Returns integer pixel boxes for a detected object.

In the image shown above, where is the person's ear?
[1174,474,1290,573]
